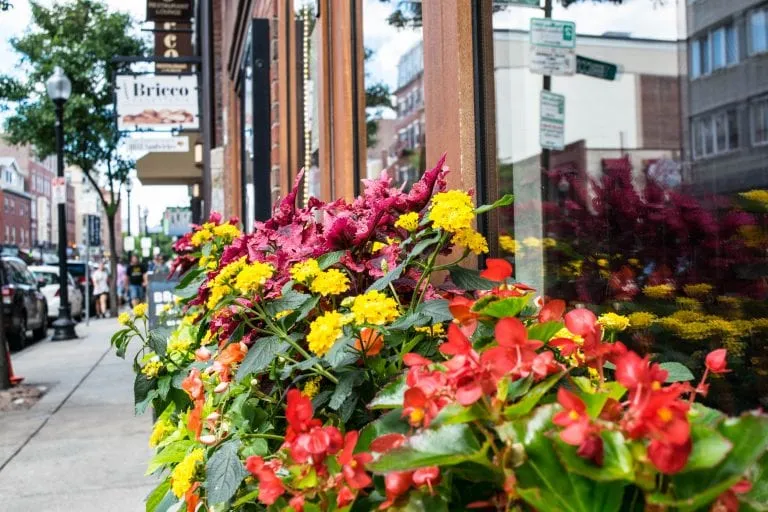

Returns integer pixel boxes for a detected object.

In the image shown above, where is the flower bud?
[214,381,229,393]
[199,434,217,445]
[206,412,220,422]
[195,347,211,361]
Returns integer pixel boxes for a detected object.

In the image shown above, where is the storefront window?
[240,28,255,232]
[489,3,768,414]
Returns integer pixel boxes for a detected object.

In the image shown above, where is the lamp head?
[46,66,72,103]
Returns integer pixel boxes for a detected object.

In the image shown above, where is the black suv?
[2,257,48,350]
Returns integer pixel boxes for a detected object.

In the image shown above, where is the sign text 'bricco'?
[146,0,192,22]
[115,74,199,132]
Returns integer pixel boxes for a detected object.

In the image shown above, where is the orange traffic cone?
[6,342,23,385]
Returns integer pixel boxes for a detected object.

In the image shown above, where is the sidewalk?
[0,317,155,511]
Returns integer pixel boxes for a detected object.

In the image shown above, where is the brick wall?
[640,74,682,150]
[0,190,32,250]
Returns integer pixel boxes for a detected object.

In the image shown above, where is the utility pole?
[540,0,553,180]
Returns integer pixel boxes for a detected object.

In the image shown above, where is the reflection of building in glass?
[389,41,425,189]
[684,0,768,193]
[162,206,192,237]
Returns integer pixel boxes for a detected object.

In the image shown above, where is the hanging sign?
[52,177,66,205]
[155,22,192,73]
[540,90,565,151]
[115,74,199,131]
[146,0,192,22]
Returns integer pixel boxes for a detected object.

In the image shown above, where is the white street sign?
[125,136,189,153]
[540,91,565,151]
[142,247,150,258]
[530,46,576,76]
[124,236,135,250]
[530,18,576,49]
[52,177,66,205]
[141,237,152,250]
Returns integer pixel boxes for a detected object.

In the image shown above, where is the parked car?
[65,260,97,316]
[1,257,48,350]
[30,266,84,322]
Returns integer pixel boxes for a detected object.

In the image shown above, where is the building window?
[750,8,768,55]
[752,97,768,145]
[691,23,738,79]
[692,108,740,158]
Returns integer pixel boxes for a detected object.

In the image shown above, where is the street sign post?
[86,214,101,247]
[576,55,619,81]
[530,18,577,76]
[52,177,66,205]
[540,90,565,151]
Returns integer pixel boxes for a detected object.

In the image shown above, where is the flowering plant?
[113,157,767,511]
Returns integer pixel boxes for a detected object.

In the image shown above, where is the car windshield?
[32,271,58,286]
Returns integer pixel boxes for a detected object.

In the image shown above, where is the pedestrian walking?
[128,254,147,307]
[91,261,110,318]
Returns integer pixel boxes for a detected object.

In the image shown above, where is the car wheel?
[9,314,27,351]
[33,308,47,340]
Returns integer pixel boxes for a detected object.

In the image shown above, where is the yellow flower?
[133,303,148,318]
[118,312,131,326]
[428,190,475,233]
[628,258,640,266]
[162,303,172,313]
[740,189,768,204]
[213,223,241,241]
[171,448,204,497]
[738,225,768,248]
[553,327,583,344]
[371,241,387,253]
[190,228,212,247]
[274,310,292,320]
[350,291,400,326]
[598,312,630,332]
[499,235,520,254]
[149,419,172,447]
[167,332,194,355]
[234,261,275,295]
[683,283,713,298]
[415,323,446,337]
[141,359,163,378]
[206,284,231,310]
[628,312,656,330]
[290,259,321,284]
[542,237,557,248]
[523,237,541,248]
[717,295,742,308]
[206,257,247,308]
[302,376,322,399]
[597,258,609,268]
[310,269,350,297]
[394,212,419,231]
[307,310,348,356]
[643,284,675,299]
[451,228,489,255]
[676,297,702,311]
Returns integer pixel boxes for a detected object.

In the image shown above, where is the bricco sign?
[115,74,199,132]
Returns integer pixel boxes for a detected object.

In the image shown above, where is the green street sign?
[576,55,619,81]
[495,0,540,7]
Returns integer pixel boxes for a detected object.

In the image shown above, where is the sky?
[0,0,681,230]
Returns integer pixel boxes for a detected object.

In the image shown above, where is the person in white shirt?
[91,261,110,318]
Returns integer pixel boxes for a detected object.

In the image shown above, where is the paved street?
[0,318,154,511]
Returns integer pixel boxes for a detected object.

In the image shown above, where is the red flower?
[182,368,204,402]
[495,317,543,351]
[336,485,356,508]
[646,438,692,475]
[379,471,414,510]
[439,323,473,356]
[413,466,441,491]
[289,494,305,512]
[286,389,315,433]
[553,388,591,446]
[615,352,668,391]
[564,308,598,338]
[480,258,513,282]
[538,299,566,323]
[449,296,479,336]
[705,349,729,374]
[245,456,286,505]
[185,482,200,512]
[338,431,373,490]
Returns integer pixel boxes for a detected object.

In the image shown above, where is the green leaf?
[329,371,362,411]
[449,266,496,290]
[146,440,195,475]
[501,375,533,402]
[689,403,726,427]
[242,439,269,458]
[415,299,453,323]
[475,193,514,214]
[157,376,172,400]
[402,490,450,511]
[356,409,410,453]
[134,373,154,407]
[554,430,634,482]
[683,424,732,472]
[324,336,357,369]
[265,289,311,317]
[295,295,320,322]
[368,377,406,410]
[504,372,563,419]
[236,336,290,382]
[480,296,530,318]
[176,271,206,299]
[389,312,428,330]
[741,454,768,511]
[317,250,346,269]
[529,321,564,343]
[147,331,167,357]
[367,264,404,292]
[659,361,695,382]
[231,489,261,508]
[408,232,441,259]
[430,402,488,427]
[205,440,248,505]
[367,424,483,472]
[145,479,171,512]
[571,378,626,418]
[176,267,205,290]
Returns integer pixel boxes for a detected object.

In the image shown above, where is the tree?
[0,0,146,316]
[364,47,394,148]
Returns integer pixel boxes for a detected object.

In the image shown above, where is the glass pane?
[241,29,255,232]
[751,10,767,54]
[756,100,768,144]
[490,3,768,414]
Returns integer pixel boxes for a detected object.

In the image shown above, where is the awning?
[135,134,201,185]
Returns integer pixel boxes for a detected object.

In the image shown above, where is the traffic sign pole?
[541,0,553,183]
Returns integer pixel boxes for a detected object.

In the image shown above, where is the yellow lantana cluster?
[310,269,350,297]
[415,323,446,337]
[643,284,675,299]
[302,376,322,399]
[676,297,702,311]
[394,212,419,232]
[149,419,173,447]
[167,331,194,355]
[628,311,656,330]
[429,190,475,233]
[212,223,241,242]
[597,312,630,332]
[234,261,275,295]
[133,303,147,318]
[206,257,247,308]
[141,358,163,378]
[350,290,400,326]
[307,310,350,356]
[740,189,768,205]
[451,228,489,255]
[523,237,542,248]
[683,283,713,298]
[499,235,519,254]
[171,448,204,497]
[118,312,131,326]
[290,259,321,284]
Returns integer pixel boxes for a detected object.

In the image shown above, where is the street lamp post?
[47,66,77,341]
[126,179,132,237]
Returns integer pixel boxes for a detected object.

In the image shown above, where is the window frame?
[749,7,768,56]
[692,107,741,160]
[691,21,740,80]
[751,96,768,146]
